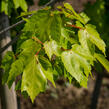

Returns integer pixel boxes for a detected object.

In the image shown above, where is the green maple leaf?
[21,55,47,102]
[60,27,78,49]
[7,57,25,88]
[1,0,14,15]
[61,46,92,87]
[13,0,27,12]
[0,0,27,15]
[78,24,106,55]
[7,39,41,88]
[86,24,106,54]
[79,12,90,24]
[44,40,62,59]
[21,55,55,102]
[23,10,62,42]
[94,53,109,72]
[63,3,85,24]
[39,55,55,87]
[72,44,94,64]
[78,29,95,55]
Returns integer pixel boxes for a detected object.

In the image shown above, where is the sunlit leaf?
[94,53,109,72]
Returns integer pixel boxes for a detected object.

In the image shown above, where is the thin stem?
[35,49,41,56]
[14,54,18,59]
[35,47,44,56]
[0,20,25,36]
[32,37,44,45]
[66,24,84,30]
[61,47,71,51]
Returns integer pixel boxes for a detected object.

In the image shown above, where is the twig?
[0,20,25,36]
[35,47,44,56]
[66,24,84,30]
[61,47,71,51]
[35,49,41,56]
[32,37,43,45]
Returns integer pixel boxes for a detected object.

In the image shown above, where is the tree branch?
[0,20,25,37]
[0,36,19,54]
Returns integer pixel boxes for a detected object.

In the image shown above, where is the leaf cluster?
[1,3,109,102]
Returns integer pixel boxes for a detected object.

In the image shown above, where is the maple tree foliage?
[1,2,109,102]
[84,0,109,73]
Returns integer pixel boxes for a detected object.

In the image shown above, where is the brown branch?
[0,20,25,36]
